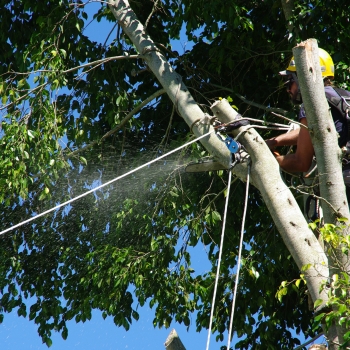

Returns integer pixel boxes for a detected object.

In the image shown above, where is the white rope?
[206,159,233,350]
[0,131,214,236]
[226,163,250,349]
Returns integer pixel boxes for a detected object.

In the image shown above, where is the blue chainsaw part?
[224,137,240,154]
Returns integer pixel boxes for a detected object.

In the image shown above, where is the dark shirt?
[298,86,348,147]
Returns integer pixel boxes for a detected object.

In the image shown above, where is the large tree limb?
[107,0,232,169]
[293,40,349,222]
[211,99,329,305]
[108,0,330,330]
[293,38,350,348]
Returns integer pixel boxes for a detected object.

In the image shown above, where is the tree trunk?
[293,40,350,223]
[293,39,350,349]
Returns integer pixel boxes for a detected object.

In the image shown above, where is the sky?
[0,1,327,349]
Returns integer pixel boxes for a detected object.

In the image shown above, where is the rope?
[234,124,289,142]
[0,130,214,236]
[226,162,250,349]
[206,156,233,350]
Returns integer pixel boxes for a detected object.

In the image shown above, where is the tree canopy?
[1,0,350,348]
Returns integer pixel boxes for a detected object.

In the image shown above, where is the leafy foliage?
[308,219,350,349]
[0,0,349,348]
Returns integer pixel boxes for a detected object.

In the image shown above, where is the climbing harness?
[305,192,321,222]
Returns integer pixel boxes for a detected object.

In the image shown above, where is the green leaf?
[132,310,139,321]
[27,130,35,139]
[276,287,288,302]
[344,331,350,342]
[38,191,47,201]
[211,210,221,222]
[301,263,312,272]
[60,49,67,59]
[79,156,87,165]
[313,299,324,309]
[339,316,347,325]
[61,327,68,340]
[45,338,52,347]
[18,79,29,89]
[313,312,325,323]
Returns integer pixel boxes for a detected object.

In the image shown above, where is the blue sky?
[0,244,223,350]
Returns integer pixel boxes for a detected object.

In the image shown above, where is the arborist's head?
[279,48,334,105]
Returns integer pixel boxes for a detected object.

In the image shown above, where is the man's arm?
[273,118,314,172]
[265,128,300,149]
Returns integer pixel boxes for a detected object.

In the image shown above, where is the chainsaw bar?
[185,159,228,173]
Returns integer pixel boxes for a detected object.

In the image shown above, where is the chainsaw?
[185,159,228,173]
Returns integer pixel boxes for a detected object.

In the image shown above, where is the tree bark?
[280,0,296,37]
[164,329,187,350]
[211,100,329,305]
[293,40,350,223]
[293,38,350,349]
[107,0,232,169]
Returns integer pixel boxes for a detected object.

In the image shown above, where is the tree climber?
[265,48,350,180]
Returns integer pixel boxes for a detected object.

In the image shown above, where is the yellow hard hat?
[279,48,334,78]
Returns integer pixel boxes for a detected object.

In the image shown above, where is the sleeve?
[298,104,306,121]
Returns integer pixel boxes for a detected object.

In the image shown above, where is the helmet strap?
[291,72,302,104]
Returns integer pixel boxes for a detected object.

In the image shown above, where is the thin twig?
[1,55,141,112]
[145,0,160,29]
[66,88,166,158]
[271,111,307,128]
[158,104,175,149]
[290,186,340,216]
[208,83,289,115]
